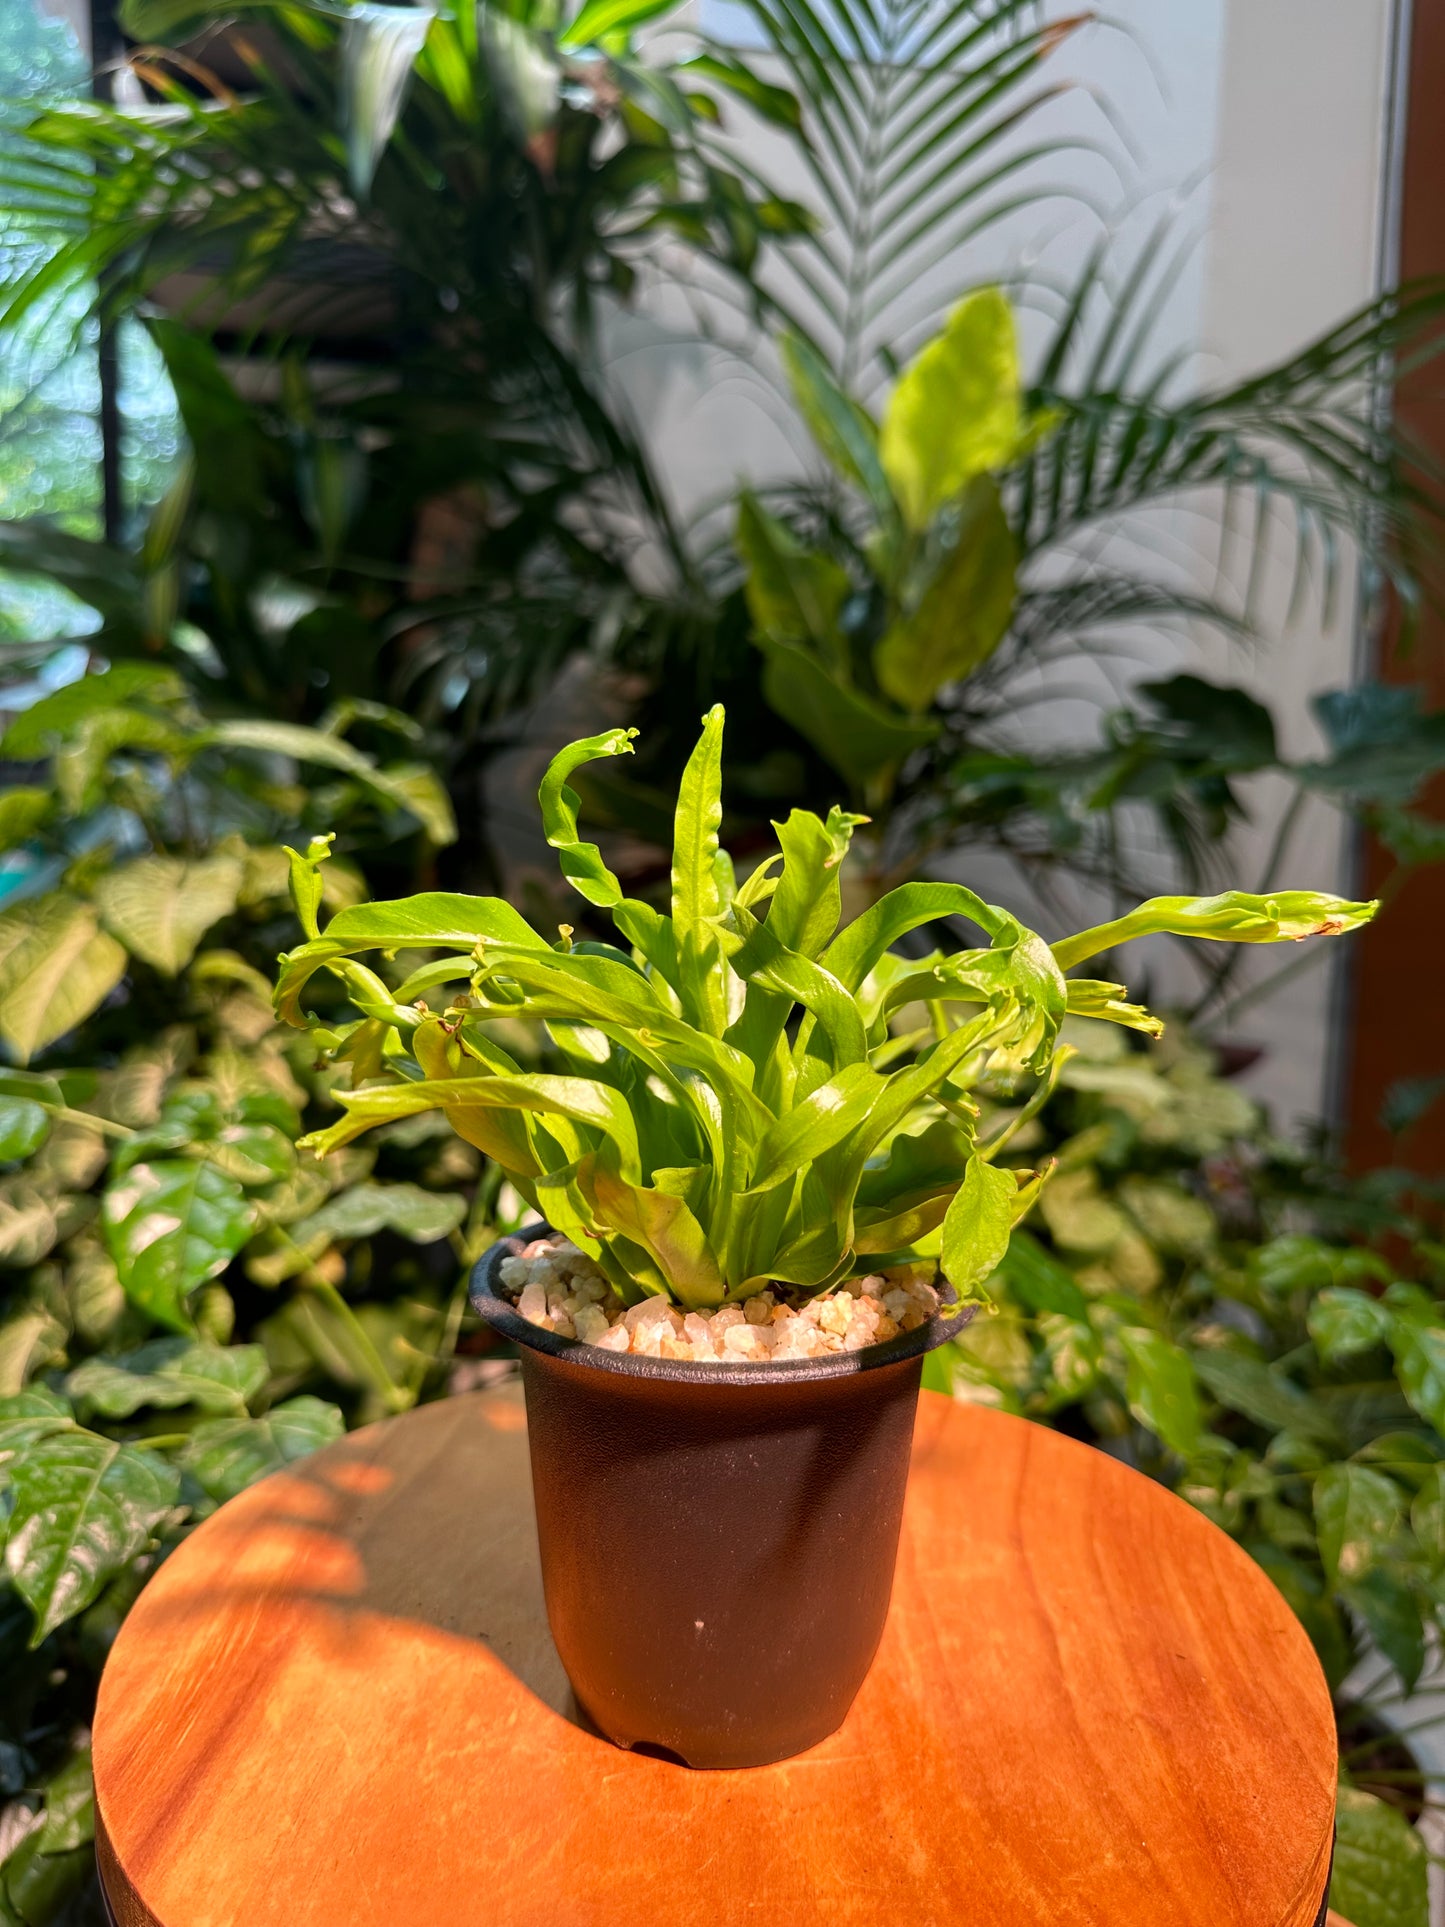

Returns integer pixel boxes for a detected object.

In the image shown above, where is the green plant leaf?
[55,707,187,816]
[1119,1328,1202,1457]
[671,705,729,1036]
[879,289,1025,530]
[0,787,50,852]
[538,726,638,908]
[66,1339,267,1418]
[1390,1318,1445,1434]
[0,894,128,1064]
[0,664,180,759]
[778,334,891,510]
[758,637,939,786]
[996,1230,1087,1318]
[560,0,676,48]
[678,52,801,130]
[5,1431,179,1643]
[1308,1287,1393,1363]
[1314,1462,1403,1587]
[369,764,457,845]
[204,721,456,842]
[340,2,437,197]
[149,322,266,517]
[822,880,1007,991]
[940,1155,1018,1300]
[766,807,867,961]
[1052,891,1379,970]
[1061,980,1165,1038]
[178,1396,345,1505]
[0,1386,74,1470]
[1340,1569,1425,1690]
[742,1061,885,1199]
[874,479,1017,713]
[94,853,244,976]
[1190,1349,1342,1446]
[0,1096,49,1161]
[275,891,545,1023]
[587,1156,724,1308]
[727,907,867,1067]
[301,1071,643,1180]
[1411,1463,1445,1569]
[36,1748,95,1854]
[206,1122,296,1187]
[1331,1783,1428,1927]
[736,493,851,648]
[102,1160,254,1331]
[290,1181,466,1245]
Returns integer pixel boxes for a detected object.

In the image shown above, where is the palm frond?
[1015,231,1445,623]
[729,0,1106,388]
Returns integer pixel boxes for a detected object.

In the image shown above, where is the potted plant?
[274,704,1375,1767]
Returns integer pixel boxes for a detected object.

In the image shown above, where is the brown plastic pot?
[470,1225,973,1769]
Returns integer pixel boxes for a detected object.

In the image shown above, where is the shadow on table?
[141,1382,594,1731]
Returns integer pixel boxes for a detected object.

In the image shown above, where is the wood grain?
[93,1388,1337,1927]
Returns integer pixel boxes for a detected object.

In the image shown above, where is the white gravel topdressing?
[497,1237,944,1361]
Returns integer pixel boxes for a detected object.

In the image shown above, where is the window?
[0,0,180,652]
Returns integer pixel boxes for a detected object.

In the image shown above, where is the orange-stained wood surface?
[93,1387,1337,1927]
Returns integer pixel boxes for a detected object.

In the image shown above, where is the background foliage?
[0,0,1442,1922]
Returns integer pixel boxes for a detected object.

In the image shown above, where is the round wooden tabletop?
[93,1385,1338,1927]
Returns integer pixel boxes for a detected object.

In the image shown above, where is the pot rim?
[469,1222,975,1385]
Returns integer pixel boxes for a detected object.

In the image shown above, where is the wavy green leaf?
[179,1396,345,1504]
[0,894,128,1064]
[1119,1328,1202,1457]
[538,725,638,908]
[1308,1287,1393,1364]
[757,637,939,786]
[6,1432,179,1643]
[737,494,851,648]
[94,853,244,975]
[670,703,729,1036]
[290,1181,466,1245]
[66,1339,267,1418]
[1052,890,1379,970]
[1314,1462,1403,1587]
[102,1160,254,1331]
[1331,1783,1428,1927]
[275,891,545,1022]
[0,1096,50,1161]
[823,879,1007,991]
[779,334,891,510]
[879,289,1024,529]
[941,1154,1019,1300]
[0,787,51,851]
[874,479,1016,712]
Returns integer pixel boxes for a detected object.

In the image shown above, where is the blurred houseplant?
[0,0,807,853]
[931,1019,1445,1927]
[609,281,1445,932]
[0,658,512,1922]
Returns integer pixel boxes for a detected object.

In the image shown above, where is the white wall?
[1179,0,1394,1127]
[605,0,1398,1133]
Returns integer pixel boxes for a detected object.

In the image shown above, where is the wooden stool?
[94,1386,1338,1927]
